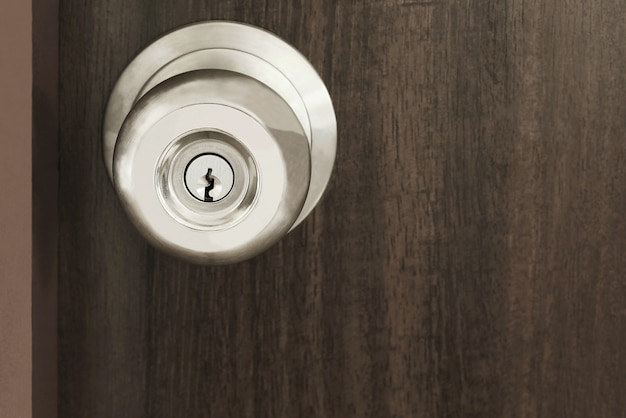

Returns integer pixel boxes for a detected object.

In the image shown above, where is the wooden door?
[58,1,626,417]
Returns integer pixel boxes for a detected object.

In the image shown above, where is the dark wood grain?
[58,0,626,417]
[33,0,59,416]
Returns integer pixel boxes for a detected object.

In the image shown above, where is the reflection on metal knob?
[103,21,336,264]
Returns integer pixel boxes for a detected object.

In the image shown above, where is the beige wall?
[0,0,33,417]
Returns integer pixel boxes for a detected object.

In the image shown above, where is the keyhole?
[204,168,215,202]
[184,153,234,203]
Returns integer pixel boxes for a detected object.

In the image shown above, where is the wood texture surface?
[59,0,626,417]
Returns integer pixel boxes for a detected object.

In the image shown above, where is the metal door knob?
[103,22,336,264]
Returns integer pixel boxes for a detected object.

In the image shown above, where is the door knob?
[103,22,336,264]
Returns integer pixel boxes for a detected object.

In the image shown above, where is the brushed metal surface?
[112,70,311,264]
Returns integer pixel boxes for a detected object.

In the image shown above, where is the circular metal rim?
[157,130,256,229]
[104,21,336,230]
